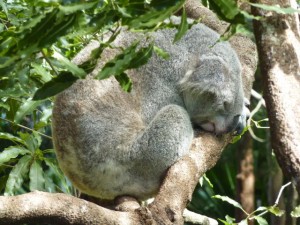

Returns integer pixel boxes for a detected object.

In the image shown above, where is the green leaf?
[19,132,42,152]
[97,41,138,79]
[153,46,170,59]
[0,146,29,165]
[29,160,45,191]
[44,158,73,194]
[115,72,132,92]
[213,195,245,212]
[267,206,285,216]
[219,218,236,225]
[0,102,10,111]
[128,42,154,69]
[173,8,188,43]
[4,155,31,196]
[52,47,87,78]
[125,0,184,29]
[225,215,235,223]
[33,72,78,100]
[291,205,300,218]
[208,0,240,21]
[253,216,268,225]
[250,3,300,14]
[0,132,25,145]
[238,220,248,225]
[203,173,214,188]
[59,1,98,14]
[31,62,52,83]
[14,98,44,123]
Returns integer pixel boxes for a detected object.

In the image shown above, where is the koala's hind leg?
[133,105,193,183]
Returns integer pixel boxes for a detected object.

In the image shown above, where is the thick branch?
[0,191,140,225]
[252,0,300,194]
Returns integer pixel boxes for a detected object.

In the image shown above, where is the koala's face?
[180,54,249,135]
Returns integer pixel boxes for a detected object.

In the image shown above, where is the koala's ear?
[180,54,231,98]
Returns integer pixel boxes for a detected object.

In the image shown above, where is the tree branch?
[252,0,300,194]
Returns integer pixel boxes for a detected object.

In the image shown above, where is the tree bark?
[235,133,255,225]
[252,0,300,194]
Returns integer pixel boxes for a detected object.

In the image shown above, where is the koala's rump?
[52,78,152,199]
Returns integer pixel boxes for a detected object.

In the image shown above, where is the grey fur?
[52,23,249,200]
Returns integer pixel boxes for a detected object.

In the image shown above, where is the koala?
[52,23,249,200]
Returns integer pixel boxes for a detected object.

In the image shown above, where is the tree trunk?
[252,0,300,194]
[236,132,255,225]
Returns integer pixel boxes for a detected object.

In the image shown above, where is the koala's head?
[179,53,249,135]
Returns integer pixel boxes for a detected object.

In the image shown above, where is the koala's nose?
[233,103,251,135]
[234,119,245,136]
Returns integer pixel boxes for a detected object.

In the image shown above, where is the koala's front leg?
[133,105,193,183]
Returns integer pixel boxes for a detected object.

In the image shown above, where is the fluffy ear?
[179,54,234,100]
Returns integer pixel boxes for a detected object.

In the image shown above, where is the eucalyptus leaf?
[267,206,285,216]
[0,132,25,145]
[29,160,45,191]
[213,195,245,212]
[115,72,132,92]
[291,205,300,218]
[250,3,300,14]
[153,46,170,59]
[18,132,42,152]
[0,146,29,165]
[4,155,31,196]
[253,216,268,225]
[173,8,188,43]
[14,98,44,123]
[31,62,52,83]
[33,72,78,100]
[52,48,87,78]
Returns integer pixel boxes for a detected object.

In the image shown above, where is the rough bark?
[0,2,257,224]
[252,0,300,194]
[235,133,255,225]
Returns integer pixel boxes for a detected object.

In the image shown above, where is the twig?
[183,209,218,225]
[0,117,52,140]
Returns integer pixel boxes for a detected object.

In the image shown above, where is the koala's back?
[52,23,241,200]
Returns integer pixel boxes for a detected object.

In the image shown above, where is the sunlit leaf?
[267,206,285,216]
[4,155,31,196]
[14,98,44,123]
[213,195,245,212]
[29,160,45,191]
[253,216,268,225]
[0,132,25,145]
[115,72,132,92]
[0,146,29,165]
[291,205,300,218]
[173,8,188,43]
[19,132,42,152]
[250,3,300,14]
[153,46,170,59]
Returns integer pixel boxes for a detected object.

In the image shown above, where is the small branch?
[249,182,292,220]
[275,181,292,205]
[183,209,218,225]
[41,49,58,76]
[0,117,52,140]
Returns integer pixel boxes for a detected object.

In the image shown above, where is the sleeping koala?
[52,23,249,200]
